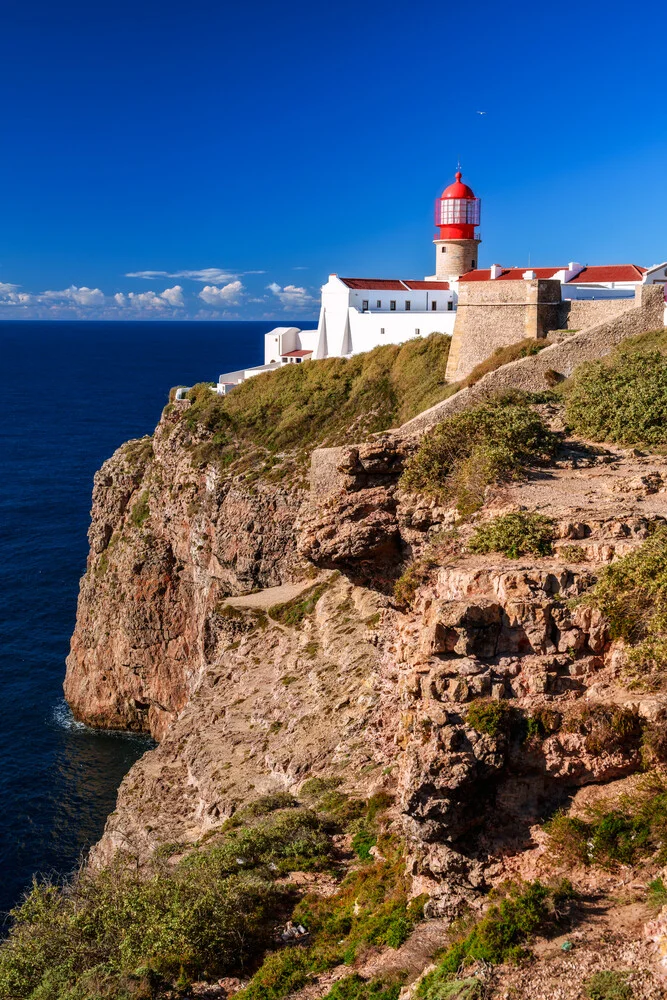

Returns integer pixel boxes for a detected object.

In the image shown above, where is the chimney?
[490,264,503,279]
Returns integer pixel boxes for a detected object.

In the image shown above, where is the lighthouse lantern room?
[434,171,482,280]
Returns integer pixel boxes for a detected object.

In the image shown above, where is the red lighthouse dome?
[435,170,481,240]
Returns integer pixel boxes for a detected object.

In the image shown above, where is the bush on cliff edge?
[0,807,332,1000]
[400,393,558,514]
[580,523,667,675]
[182,333,454,465]
[564,343,667,446]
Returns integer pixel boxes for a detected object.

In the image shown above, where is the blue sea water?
[0,320,280,917]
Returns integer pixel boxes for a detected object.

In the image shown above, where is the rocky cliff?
[65,400,309,739]
[62,362,667,996]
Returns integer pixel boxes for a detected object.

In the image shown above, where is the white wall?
[321,275,455,357]
[563,282,637,300]
[345,309,456,353]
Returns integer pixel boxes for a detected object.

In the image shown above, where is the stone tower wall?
[434,239,481,280]
[445,278,562,381]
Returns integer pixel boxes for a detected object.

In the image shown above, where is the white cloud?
[160,285,185,307]
[198,280,244,306]
[115,285,185,311]
[0,282,30,307]
[39,285,106,307]
[125,268,265,283]
[267,282,316,309]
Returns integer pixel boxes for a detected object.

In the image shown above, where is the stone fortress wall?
[310,283,665,499]
[445,278,562,381]
[561,296,633,331]
[445,278,641,383]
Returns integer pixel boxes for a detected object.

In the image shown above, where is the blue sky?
[0,0,665,320]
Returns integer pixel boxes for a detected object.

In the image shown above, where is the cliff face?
[63,379,667,991]
[65,401,308,739]
[69,397,667,895]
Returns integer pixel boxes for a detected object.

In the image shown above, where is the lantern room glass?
[436,198,481,226]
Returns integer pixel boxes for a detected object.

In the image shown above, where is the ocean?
[0,319,286,917]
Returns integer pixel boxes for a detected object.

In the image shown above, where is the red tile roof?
[566,265,646,283]
[341,277,450,291]
[403,280,450,290]
[459,267,562,282]
[459,264,647,284]
[341,278,407,290]
[281,349,312,357]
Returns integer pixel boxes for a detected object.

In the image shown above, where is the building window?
[441,246,446,253]
[471,260,476,268]
[376,300,381,308]
[295,358,302,363]
[362,299,369,311]
[415,328,420,336]
[447,301,453,311]
[390,300,396,311]
[380,327,385,335]
[405,300,411,311]
[431,301,437,311]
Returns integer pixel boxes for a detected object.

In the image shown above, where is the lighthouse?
[434,171,481,280]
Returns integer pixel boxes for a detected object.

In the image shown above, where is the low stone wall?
[310,284,664,498]
[558,297,633,331]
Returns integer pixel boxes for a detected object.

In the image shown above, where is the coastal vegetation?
[0,791,408,1000]
[399,392,558,513]
[561,328,667,445]
[468,512,555,559]
[580,524,667,675]
[181,334,454,473]
[545,774,667,868]
[416,879,576,996]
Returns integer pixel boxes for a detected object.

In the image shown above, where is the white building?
[215,172,667,393]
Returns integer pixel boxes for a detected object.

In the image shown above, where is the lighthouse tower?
[434,171,481,280]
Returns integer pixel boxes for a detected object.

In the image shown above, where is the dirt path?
[225,574,331,611]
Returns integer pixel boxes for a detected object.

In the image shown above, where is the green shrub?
[565,348,667,445]
[558,544,588,562]
[561,704,643,757]
[544,813,590,866]
[416,880,575,995]
[322,974,405,1000]
[466,700,515,739]
[130,490,150,528]
[545,775,667,868]
[419,979,482,1000]
[222,793,299,829]
[583,970,633,1000]
[580,525,667,672]
[292,840,425,965]
[523,708,562,742]
[400,393,557,514]
[647,876,667,909]
[352,828,377,861]
[239,839,425,1000]
[0,807,334,1000]
[468,512,555,559]
[237,947,315,1000]
[393,559,435,607]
